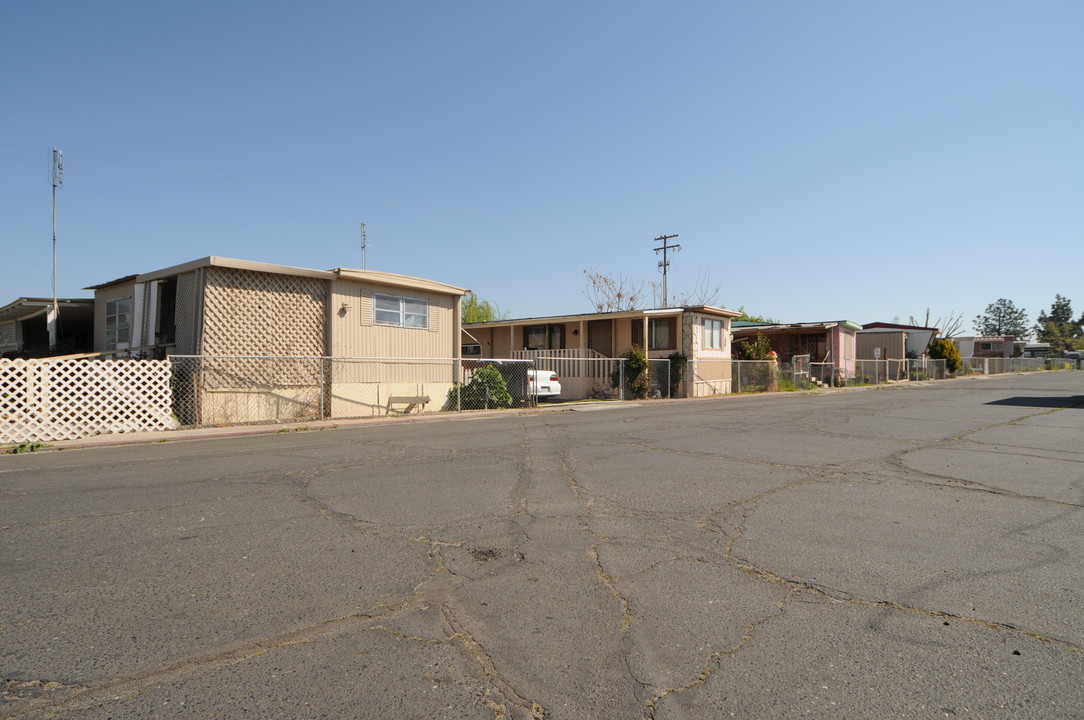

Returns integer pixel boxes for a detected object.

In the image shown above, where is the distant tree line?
[972,296,1083,353]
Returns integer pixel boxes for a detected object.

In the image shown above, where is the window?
[374,293,428,329]
[524,324,564,350]
[703,318,724,349]
[631,318,676,350]
[105,298,131,350]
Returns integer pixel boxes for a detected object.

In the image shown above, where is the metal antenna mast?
[49,147,63,350]
[653,233,680,306]
[360,222,367,270]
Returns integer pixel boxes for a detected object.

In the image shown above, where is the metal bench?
[386,395,430,415]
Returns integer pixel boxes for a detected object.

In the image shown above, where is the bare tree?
[651,271,723,308]
[910,308,964,338]
[583,270,646,312]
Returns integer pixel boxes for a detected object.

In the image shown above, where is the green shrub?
[667,352,688,397]
[611,345,651,399]
[736,334,773,360]
[928,338,962,373]
[445,364,513,410]
[8,442,50,454]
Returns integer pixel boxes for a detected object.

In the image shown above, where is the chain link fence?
[534,356,625,401]
[907,358,947,380]
[170,355,325,427]
[729,360,802,393]
[454,359,534,411]
[167,355,666,427]
[810,362,843,387]
[165,354,1080,428]
[647,359,672,399]
[960,357,1079,375]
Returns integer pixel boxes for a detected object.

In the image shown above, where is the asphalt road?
[2,372,1083,719]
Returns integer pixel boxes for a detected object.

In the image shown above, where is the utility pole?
[360,222,367,270]
[653,233,680,306]
[49,147,63,351]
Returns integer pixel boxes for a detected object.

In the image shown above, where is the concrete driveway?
[2,372,1082,719]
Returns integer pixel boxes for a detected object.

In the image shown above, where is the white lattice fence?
[1,358,175,444]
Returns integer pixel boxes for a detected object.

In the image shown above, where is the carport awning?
[0,298,94,324]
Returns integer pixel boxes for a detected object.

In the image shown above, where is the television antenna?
[360,222,367,270]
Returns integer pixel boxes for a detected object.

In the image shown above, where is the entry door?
[588,320,612,356]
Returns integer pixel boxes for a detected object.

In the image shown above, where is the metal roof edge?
[138,257,334,283]
[465,305,738,328]
[0,297,94,323]
[332,268,468,296]
[733,320,863,333]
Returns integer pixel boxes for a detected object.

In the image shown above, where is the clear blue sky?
[4,1,1081,333]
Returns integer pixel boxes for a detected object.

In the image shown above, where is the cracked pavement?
[2,372,1082,719]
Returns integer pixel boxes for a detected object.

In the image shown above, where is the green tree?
[1033,295,1082,353]
[462,292,507,323]
[973,299,1029,339]
[927,338,962,373]
[735,306,778,323]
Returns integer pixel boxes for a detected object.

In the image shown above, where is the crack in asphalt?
[7,378,1082,719]
[885,453,1084,508]
[440,607,546,720]
[1,610,382,719]
[642,591,796,718]
[726,555,1084,655]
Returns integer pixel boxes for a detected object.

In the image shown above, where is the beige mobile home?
[857,322,938,360]
[88,257,466,422]
[463,305,741,398]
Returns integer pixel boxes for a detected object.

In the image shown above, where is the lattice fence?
[202,267,326,360]
[1,358,175,444]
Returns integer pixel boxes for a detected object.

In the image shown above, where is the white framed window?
[106,298,132,350]
[650,319,673,350]
[374,293,428,329]
[524,324,564,350]
[632,318,675,350]
[703,318,723,349]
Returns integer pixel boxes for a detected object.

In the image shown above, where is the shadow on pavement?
[985,396,1084,409]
